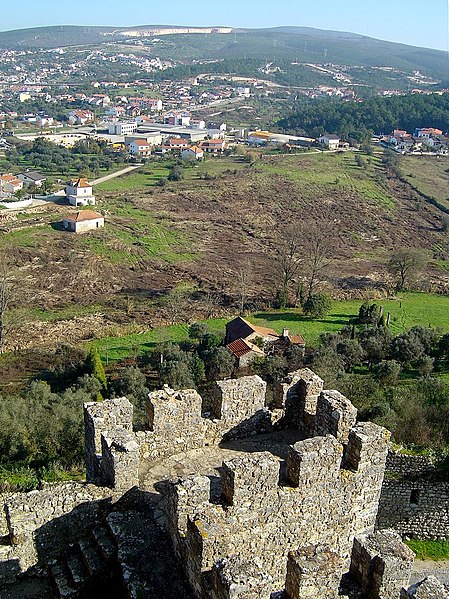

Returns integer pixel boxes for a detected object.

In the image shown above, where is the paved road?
[92,164,142,185]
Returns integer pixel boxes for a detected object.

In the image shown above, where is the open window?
[410,489,420,506]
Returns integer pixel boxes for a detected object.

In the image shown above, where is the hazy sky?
[2,0,449,51]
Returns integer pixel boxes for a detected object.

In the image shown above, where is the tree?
[162,285,191,325]
[204,347,235,381]
[373,360,401,387]
[274,234,302,307]
[41,179,55,195]
[168,165,184,181]
[85,347,107,399]
[234,258,253,314]
[300,223,334,303]
[388,249,427,291]
[391,330,425,367]
[354,154,365,168]
[112,366,149,430]
[189,322,209,340]
[160,360,195,389]
[302,294,332,319]
[358,303,383,326]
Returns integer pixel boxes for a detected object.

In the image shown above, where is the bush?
[204,347,235,381]
[303,294,332,318]
[189,322,209,340]
[167,165,184,181]
[373,360,401,387]
[358,302,382,325]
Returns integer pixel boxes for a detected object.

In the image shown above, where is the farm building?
[63,210,104,233]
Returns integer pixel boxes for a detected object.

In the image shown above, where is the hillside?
[3,152,449,351]
[0,25,116,48]
[0,25,447,81]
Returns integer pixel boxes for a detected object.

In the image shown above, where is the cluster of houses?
[383,127,449,154]
[105,112,228,159]
[0,170,47,198]
[225,316,305,367]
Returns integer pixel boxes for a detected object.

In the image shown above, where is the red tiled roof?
[226,338,264,358]
[72,178,91,188]
[185,145,203,154]
[64,210,103,222]
[287,334,306,345]
[132,139,150,146]
[168,137,188,145]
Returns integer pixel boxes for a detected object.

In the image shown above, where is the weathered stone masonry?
[1,368,449,598]
[377,451,449,540]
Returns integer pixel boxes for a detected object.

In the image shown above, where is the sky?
[2,0,448,51]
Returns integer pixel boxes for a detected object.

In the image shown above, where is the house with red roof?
[63,210,104,233]
[65,178,96,207]
[0,174,23,194]
[200,139,227,154]
[225,316,305,367]
[129,139,152,156]
[181,145,204,161]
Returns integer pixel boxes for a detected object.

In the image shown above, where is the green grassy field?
[402,155,449,209]
[259,152,395,208]
[95,164,171,192]
[96,156,250,192]
[91,292,449,363]
[405,539,449,561]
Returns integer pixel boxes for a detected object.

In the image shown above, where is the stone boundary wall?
[377,480,449,540]
[385,451,436,478]
[0,482,110,579]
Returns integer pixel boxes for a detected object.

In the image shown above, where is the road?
[2,165,143,212]
[91,164,142,185]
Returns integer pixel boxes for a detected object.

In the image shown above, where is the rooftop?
[64,210,103,223]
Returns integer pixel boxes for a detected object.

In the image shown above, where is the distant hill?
[0,25,116,48]
[0,24,447,80]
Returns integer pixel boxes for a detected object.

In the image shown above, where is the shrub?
[303,294,332,319]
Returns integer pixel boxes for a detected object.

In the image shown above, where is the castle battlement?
[1,369,447,598]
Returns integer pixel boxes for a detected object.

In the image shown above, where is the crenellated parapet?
[165,409,391,597]
[84,397,134,483]
[3,368,444,596]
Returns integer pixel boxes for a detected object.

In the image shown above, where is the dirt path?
[411,559,449,586]
[92,164,142,185]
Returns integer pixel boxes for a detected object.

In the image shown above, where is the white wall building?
[63,210,104,233]
[65,178,96,207]
[108,122,138,136]
[318,134,341,150]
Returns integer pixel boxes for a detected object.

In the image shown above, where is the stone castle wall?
[2,368,448,597]
[0,482,110,579]
[377,450,449,540]
[377,479,449,540]
[162,372,392,597]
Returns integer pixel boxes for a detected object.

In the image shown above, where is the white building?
[318,134,341,150]
[129,139,152,156]
[36,115,54,128]
[125,132,162,146]
[0,174,23,194]
[108,122,138,136]
[17,170,46,187]
[181,146,204,161]
[65,178,96,207]
[63,210,104,233]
